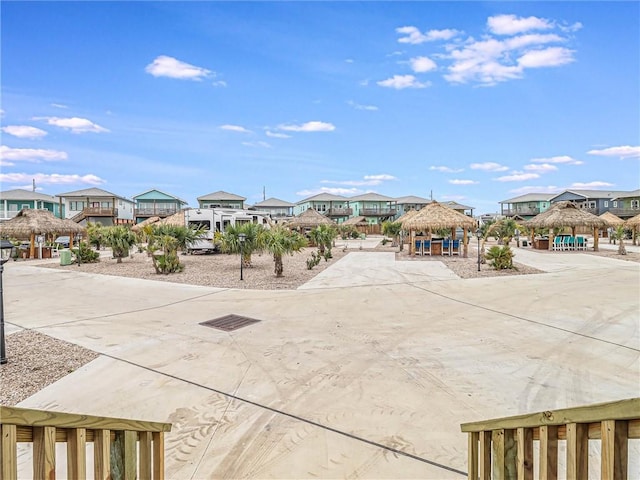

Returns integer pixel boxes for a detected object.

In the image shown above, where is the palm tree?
[219,223,265,267]
[86,222,105,250]
[613,225,627,255]
[308,224,336,254]
[146,224,206,273]
[103,226,137,263]
[263,227,307,277]
[382,221,402,248]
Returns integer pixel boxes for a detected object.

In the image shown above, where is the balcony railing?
[326,208,353,216]
[135,207,181,217]
[461,397,639,480]
[502,207,540,216]
[83,207,117,217]
[608,207,640,218]
[361,208,396,216]
[0,405,171,480]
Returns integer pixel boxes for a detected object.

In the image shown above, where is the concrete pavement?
[3,247,639,479]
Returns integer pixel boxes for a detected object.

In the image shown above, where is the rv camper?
[184,207,271,254]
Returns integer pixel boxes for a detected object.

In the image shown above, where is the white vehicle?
[184,207,271,254]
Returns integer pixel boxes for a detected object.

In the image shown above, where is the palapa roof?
[0,209,85,238]
[131,216,161,232]
[341,216,368,226]
[626,212,640,228]
[286,208,335,228]
[401,201,477,231]
[525,201,607,229]
[599,211,625,226]
[157,210,186,227]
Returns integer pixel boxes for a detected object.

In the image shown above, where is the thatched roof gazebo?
[342,216,367,226]
[285,208,335,230]
[0,208,85,257]
[395,208,420,224]
[400,201,477,257]
[599,211,625,227]
[626,212,640,245]
[157,210,186,227]
[131,216,161,232]
[524,201,607,251]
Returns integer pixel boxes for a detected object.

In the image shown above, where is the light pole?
[515,228,520,248]
[238,233,246,281]
[476,228,482,272]
[1,239,16,364]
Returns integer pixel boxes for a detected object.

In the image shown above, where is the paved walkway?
[4,248,639,478]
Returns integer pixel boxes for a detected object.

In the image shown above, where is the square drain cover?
[200,314,261,332]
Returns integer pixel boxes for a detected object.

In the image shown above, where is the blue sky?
[1,1,639,214]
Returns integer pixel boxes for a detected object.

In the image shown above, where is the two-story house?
[0,189,62,221]
[57,187,135,225]
[394,195,432,219]
[611,190,640,219]
[499,193,555,220]
[251,197,295,220]
[133,189,189,224]
[349,193,397,232]
[294,193,352,223]
[197,191,246,209]
[443,201,474,217]
[550,189,630,216]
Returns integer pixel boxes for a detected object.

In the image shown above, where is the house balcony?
[361,208,396,217]
[83,207,117,217]
[502,207,540,216]
[326,208,353,217]
[608,207,640,218]
[135,207,181,218]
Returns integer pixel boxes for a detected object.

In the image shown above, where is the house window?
[21,204,30,210]
[604,201,609,207]
[613,201,618,207]
[69,201,86,211]
[632,200,640,209]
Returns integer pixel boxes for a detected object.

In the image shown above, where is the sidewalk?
[3,250,639,478]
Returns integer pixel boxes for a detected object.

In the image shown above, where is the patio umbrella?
[0,208,85,257]
[401,201,476,257]
[285,208,335,229]
[524,201,607,251]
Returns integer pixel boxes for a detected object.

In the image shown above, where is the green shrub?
[485,245,515,270]
[73,243,100,263]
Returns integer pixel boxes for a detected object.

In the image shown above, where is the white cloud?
[429,166,464,173]
[523,163,558,173]
[0,172,105,186]
[570,181,615,188]
[296,187,364,197]
[449,179,479,185]
[220,124,251,133]
[530,155,583,165]
[50,103,69,109]
[509,185,562,195]
[347,100,378,111]
[345,58,354,63]
[212,80,227,87]
[409,56,437,73]
[0,146,67,165]
[396,26,461,44]
[442,16,577,86]
[487,14,554,36]
[37,116,108,134]
[265,131,291,139]
[377,75,430,89]
[242,141,271,149]
[321,174,396,187]
[518,47,575,68]
[587,145,640,159]
[145,55,211,80]
[278,121,335,132]
[495,172,540,182]
[470,162,509,171]
[1,125,48,138]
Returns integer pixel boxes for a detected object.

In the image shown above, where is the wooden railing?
[0,406,171,480]
[461,398,639,480]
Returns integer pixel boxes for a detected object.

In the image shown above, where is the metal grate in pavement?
[199,314,261,332]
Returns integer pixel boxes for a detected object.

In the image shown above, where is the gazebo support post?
[549,228,554,251]
[593,227,599,251]
[29,233,35,259]
[462,228,468,258]
[410,229,414,256]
